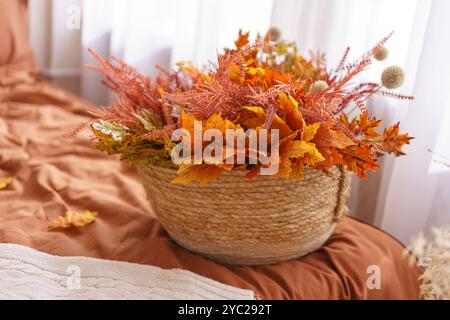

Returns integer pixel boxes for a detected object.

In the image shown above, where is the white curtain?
[29,0,273,104]
[29,0,450,243]
[376,0,450,242]
[272,0,450,243]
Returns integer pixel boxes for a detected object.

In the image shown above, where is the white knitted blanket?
[0,244,255,300]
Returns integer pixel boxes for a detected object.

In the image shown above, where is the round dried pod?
[267,26,282,42]
[381,65,405,89]
[312,80,329,93]
[374,46,389,61]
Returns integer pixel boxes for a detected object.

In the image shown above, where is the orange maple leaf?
[341,144,379,178]
[245,165,262,180]
[313,125,355,149]
[180,111,237,146]
[358,113,382,139]
[341,113,382,140]
[265,70,293,87]
[380,122,414,156]
[315,147,345,169]
[239,106,293,138]
[171,164,230,184]
[279,93,305,132]
[277,124,324,180]
[234,30,250,49]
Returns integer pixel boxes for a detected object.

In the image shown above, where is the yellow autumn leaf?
[236,106,264,128]
[278,137,324,179]
[290,159,305,180]
[229,64,245,84]
[0,177,13,190]
[278,92,299,112]
[177,61,203,81]
[248,67,266,77]
[171,164,225,184]
[303,150,326,166]
[276,157,292,179]
[241,106,293,138]
[283,140,314,158]
[242,105,265,115]
[203,113,237,132]
[49,210,98,230]
[181,111,196,137]
[181,111,237,135]
[302,123,321,142]
[278,93,305,131]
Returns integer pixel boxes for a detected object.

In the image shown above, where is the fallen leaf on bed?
[0,177,13,190]
[49,210,98,230]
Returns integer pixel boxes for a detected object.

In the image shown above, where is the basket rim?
[137,163,348,179]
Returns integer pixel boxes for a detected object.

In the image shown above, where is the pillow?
[0,0,36,72]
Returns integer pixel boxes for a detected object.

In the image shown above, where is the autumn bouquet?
[85,28,413,265]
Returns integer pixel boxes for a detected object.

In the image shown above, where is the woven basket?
[138,165,351,265]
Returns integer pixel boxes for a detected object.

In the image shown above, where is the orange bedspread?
[0,71,421,299]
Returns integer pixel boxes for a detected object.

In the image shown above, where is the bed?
[0,72,421,299]
[0,0,421,300]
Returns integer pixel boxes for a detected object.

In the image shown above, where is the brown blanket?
[0,72,421,299]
